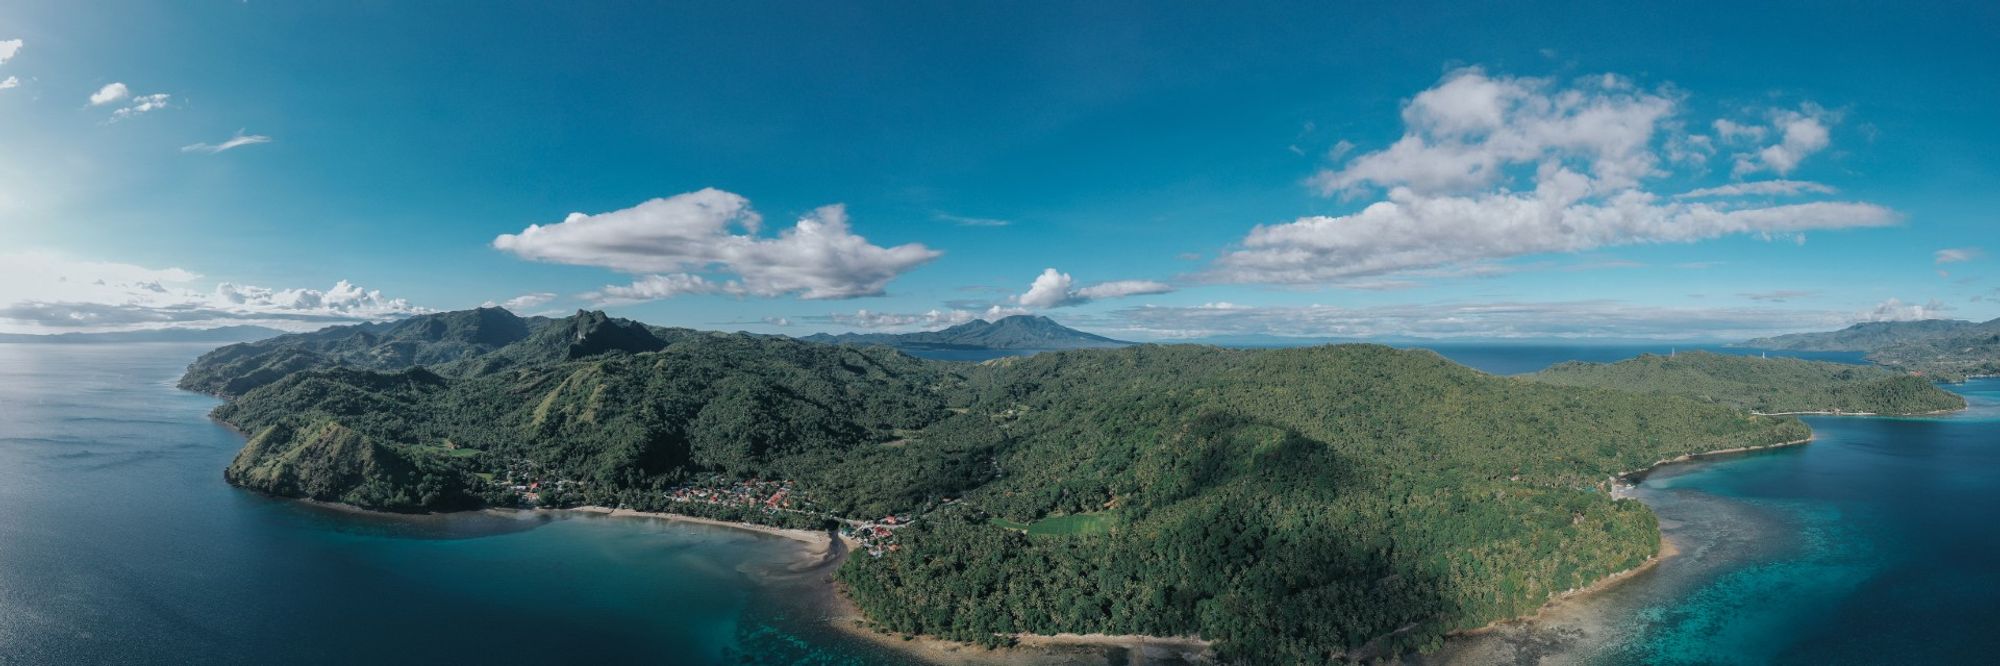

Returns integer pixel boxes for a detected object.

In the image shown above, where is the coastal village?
[500,467,913,557]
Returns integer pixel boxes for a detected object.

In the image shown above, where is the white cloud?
[0,250,427,334]
[109,93,171,120]
[89,82,129,106]
[761,316,792,327]
[586,273,723,305]
[1676,180,1835,198]
[1310,69,1674,196]
[495,188,940,301]
[181,130,272,154]
[481,292,557,311]
[1212,189,1895,284]
[1733,106,1832,176]
[1934,247,1984,264]
[1862,298,1951,322]
[826,308,982,330]
[1712,119,1767,143]
[0,76,17,91]
[0,39,21,65]
[935,212,1011,227]
[1012,268,1174,309]
[1213,70,1896,286]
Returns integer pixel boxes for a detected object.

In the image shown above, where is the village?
[499,465,915,557]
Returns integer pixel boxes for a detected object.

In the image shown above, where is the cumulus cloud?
[0,251,426,334]
[1712,119,1766,143]
[1934,247,1984,264]
[1677,180,1836,198]
[481,292,557,311]
[89,82,129,106]
[496,188,940,302]
[1013,268,1174,309]
[181,130,272,154]
[0,39,20,65]
[0,76,16,91]
[1213,69,1896,286]
[1098,299,1911,342]
[1732,106,1832,177]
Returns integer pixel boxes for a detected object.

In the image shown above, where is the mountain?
[177,308,679,397]
[185,312,1842,661]
[1530,351,1964,415]
[1734,319,1978,352]
[801,315,1129,351]
[1735,318,2000,380]
[1864,319,2000,380]
[0,325,287,344]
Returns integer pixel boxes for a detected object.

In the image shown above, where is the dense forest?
[1530,351,1965,415]
[188,309,1934,662]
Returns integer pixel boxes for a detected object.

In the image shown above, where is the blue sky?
[1,1,1996,340]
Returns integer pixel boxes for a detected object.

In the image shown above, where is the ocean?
[0,341,1988,665]
[0,343,914,665]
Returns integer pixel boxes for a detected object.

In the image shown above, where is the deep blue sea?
[0,343,916,665]
[0,341,1989,665]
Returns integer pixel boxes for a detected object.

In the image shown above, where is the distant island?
[1531,350,1965,415]
[1736,317,2000,380]
[801,314,1129,352]
[180,308,1958,662]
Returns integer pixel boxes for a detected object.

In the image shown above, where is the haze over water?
[1,341,1992,665]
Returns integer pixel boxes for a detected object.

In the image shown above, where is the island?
[1736,317,2000,381]
[181,308,1956,663]
[1530,350,1965,415]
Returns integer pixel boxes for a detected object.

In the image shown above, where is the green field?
[992,511,1116,536]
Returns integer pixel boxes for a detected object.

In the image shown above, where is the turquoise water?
[1602,382,2000,665]
[0,343,916,665]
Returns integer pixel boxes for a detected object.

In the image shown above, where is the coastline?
[816,578,1215,665]
[1751,406,1963,417]
[560,506,1219,664]
[1616,435,1814,482]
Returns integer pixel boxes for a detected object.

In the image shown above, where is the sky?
[1,1,1997,340]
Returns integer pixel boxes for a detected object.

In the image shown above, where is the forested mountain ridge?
[1530,351,1965,415]
[184,311,1853,662]
[801,314,1129,350]
[177,308,697,397]
[1735,318,2000,380]
[1735,319,1976,352]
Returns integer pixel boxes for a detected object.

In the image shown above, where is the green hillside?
[1530,351,1964,415]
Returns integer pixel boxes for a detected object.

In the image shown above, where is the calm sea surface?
[0,341,1987,665]
[0,343,915,665]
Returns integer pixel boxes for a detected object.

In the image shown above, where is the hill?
[801,315,1128,351]
[184,313,1849,662]
[1734,319,1977,352]
[1530,351,1964,415]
